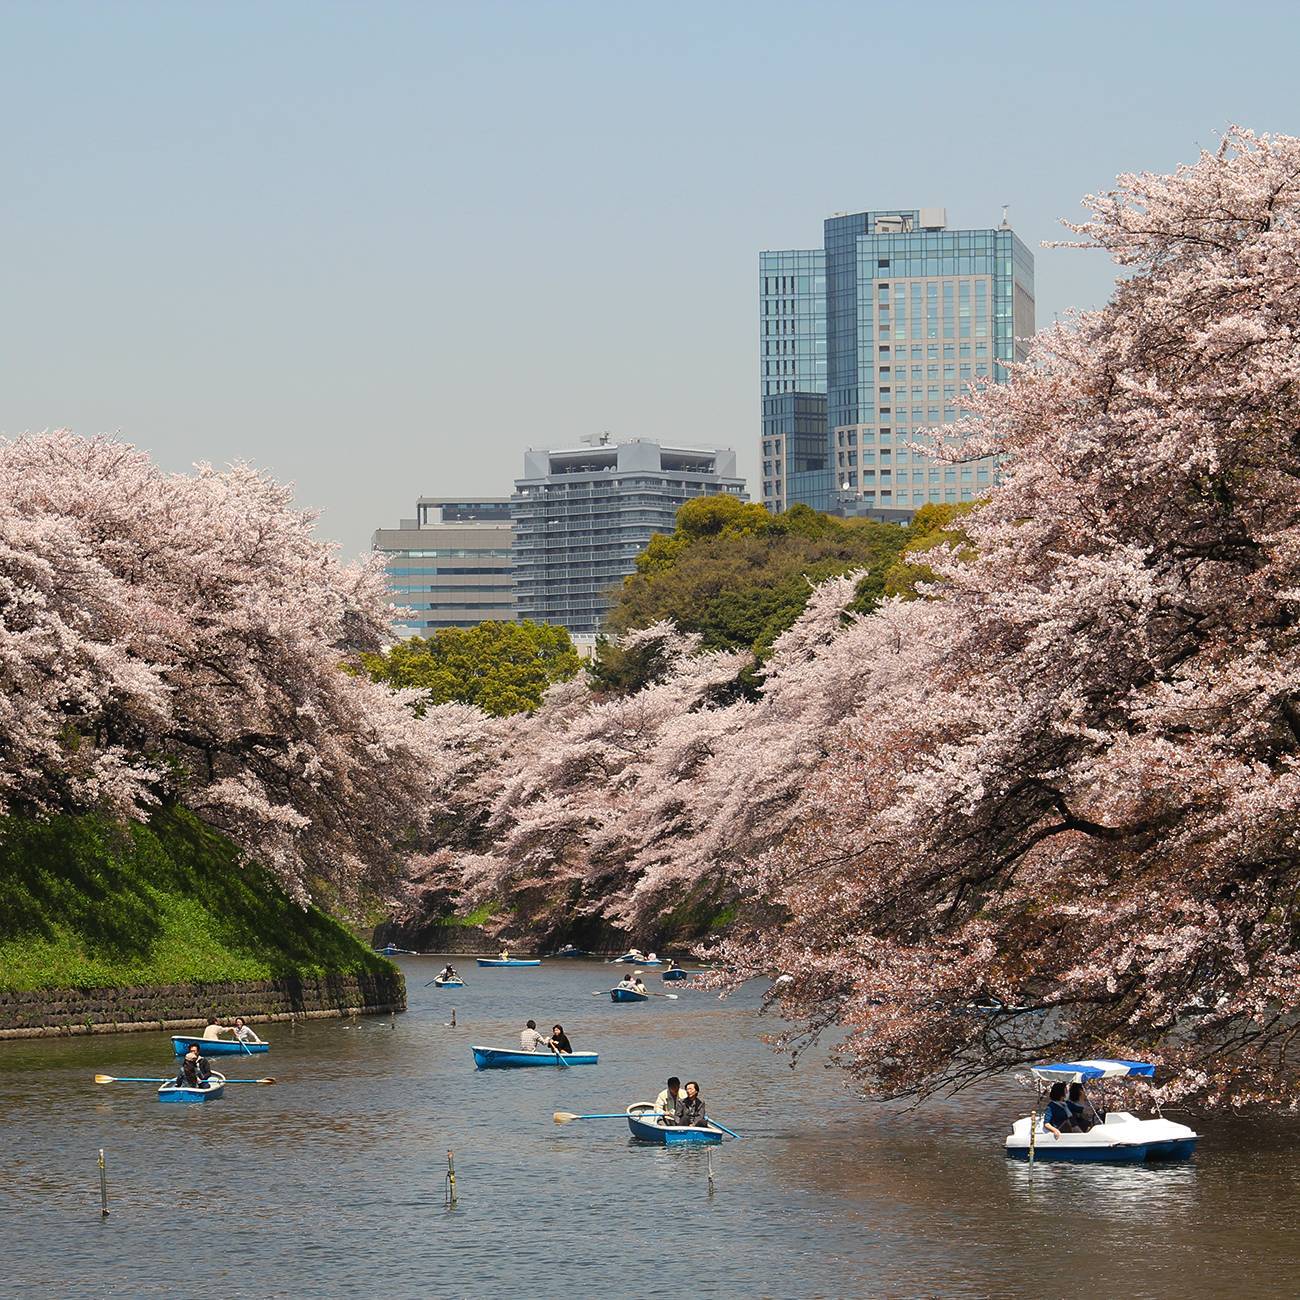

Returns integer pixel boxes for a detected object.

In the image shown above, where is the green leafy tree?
[594,496,913,692]
[881,501,978,598]
[362,621,581,717]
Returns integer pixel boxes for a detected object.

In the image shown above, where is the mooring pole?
[98,1149,109,1217]
[707,1148,715,1196]
[445,1149,457,1207]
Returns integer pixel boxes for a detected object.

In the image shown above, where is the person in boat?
[616,973,638,991]
[200,1018,229,1041]
[1042,1081,1075,1137]
[655,1076,682,1117]
[673,1080,707,1128]
[231,1017,258,1044]
[439,964,458,982]
[631,971,648,995]
[1066,1081,1099,1131]
[499,946,511,961]
[173,1044,213,1089]
[665,958,681,972]
[549,1024,573,1054]
[626,948,645,961]
[519,1019,549,1052]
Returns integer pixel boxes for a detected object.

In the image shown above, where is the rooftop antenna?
[999,204,1011,230]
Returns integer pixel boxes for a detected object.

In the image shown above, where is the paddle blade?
[553,1111,579,1124]
[94,1074,115,1084]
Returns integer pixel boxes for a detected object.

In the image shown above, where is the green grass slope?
[0,806,392,990]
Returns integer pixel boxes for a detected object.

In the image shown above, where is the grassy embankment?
[0,806,390,990]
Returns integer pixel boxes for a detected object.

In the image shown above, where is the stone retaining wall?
[0,970,405,1039]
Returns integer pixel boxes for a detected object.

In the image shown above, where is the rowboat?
[610,988,648,1003]
[609,953,662,965]
[472,1046,599,1069]
[476,958,541,968]
[158,1071,226,1103]
[548,945,594,958]
[626,1102,723,1145]
[375,944,419,956]
[433,977,465,988]
[661,969,688,982]
[1005,1060,1198,1163]
[171,1034,268,1056]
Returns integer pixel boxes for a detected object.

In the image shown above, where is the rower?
[519,1019,548,1052]
[174,1043,213,1089]
[499,946,510,961]
[631,971,648,995]
[439,963,458,982]
[655,1076,682,1116]
[231,1016,258,1044]
[200,1018,228,1041]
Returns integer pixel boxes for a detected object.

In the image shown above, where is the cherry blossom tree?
[420,127,1300,1108]
[0,431,439,904]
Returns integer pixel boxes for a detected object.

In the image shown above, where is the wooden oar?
[93,1074,277,1085]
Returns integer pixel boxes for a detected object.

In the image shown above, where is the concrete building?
[761,207,1034,516]
[372,497,515,638]
[511,438,746,634]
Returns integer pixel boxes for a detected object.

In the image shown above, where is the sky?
[3,0,1298,557]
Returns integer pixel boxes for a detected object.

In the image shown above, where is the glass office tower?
[760,208,1034,516]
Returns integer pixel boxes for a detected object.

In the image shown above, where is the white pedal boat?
[1005,1059,1197,1163]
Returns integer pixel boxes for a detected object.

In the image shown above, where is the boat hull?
[171,1035,268,1056]
[471,1046,598,1069]
[158,1071,226,1103]
[476,958,541,967]
[433,978,465,987]
[609,954,662,965]
[1005,1111,1198,1163]
[610,988,648,1002]
[548,948,593,959]
[661,970,688,982]
[626,1104,722,1145]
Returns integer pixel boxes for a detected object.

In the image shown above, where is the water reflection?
[2,957,1299,1298]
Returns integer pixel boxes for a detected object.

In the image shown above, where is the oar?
[552,1047,570,1068]
[705,1118,742,1139]
[591,989,678,999]
[553,1111,634,1123]
[93,1074,277,1085]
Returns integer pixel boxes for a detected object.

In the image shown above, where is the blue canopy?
[1030,1059,1156,1083]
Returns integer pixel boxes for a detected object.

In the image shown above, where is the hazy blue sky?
[3,1,1297,556]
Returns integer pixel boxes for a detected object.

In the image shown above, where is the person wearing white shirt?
[519,1020,548,1052]
[655,1076,682,1116]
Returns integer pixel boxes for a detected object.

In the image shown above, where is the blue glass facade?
[761,209,1034,514]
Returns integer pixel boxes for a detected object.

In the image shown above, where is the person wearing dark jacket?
[674,1080,707,1127]
[1042,1081,1074,1136]
[173,1044,213,1089]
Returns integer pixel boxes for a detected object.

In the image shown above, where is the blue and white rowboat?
[476,958,541,967]
[548,946,594,959]
[1005,1060,1198,1163]
[471,1046,599,1069]
[433,977,465,988]
[625,1103,724,1145]
[609,953,662,965]
[171,1035,268,1057]
[661,969,688,982]
[157,1071,226,1103]
[610,988,648,1003]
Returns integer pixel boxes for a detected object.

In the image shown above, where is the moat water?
[3,956,1298,1298]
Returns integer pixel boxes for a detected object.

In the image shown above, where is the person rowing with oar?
[655,1076,683,1118]
[520,1020,549,1052]
[173,1043,214,1090]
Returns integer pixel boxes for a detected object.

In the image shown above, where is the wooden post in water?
[450,1008,456,1028]
[98,1148,109,1217]
[445,1149,457,1207]
[707,1149,715,1196]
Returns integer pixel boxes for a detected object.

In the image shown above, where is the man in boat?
[655,1076,682,1117]
[439,963,458,983]
[519,1019,549,1052]
[173,1043,214,1089]
[630,971,648,995]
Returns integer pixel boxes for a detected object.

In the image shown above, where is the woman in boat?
[665,958,681,972]
[549,1024,573,1054]
[1042,1081,1074,1136]
[616,973,637,990]
[231,1017,258,1044]
[200,1018,229,1041]
[674,1080,707,1127]
[1066,1081,1099,1131]
[630,971,648,994]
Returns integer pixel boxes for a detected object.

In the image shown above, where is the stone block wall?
[0,969,405,1038]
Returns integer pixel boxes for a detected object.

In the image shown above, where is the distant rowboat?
[171,1035,268,1057]
[472,1046,599,1069]
[547,945,594,958]
[609,953,662,965]
[433,977,465,988]
[610,988,648,1003]
[625,1102,723,1145]
[661,969,688,982]
[476,958,541,968]
[158,1071,226,1103]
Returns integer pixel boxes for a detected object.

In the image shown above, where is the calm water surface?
[3,957,1298,1298]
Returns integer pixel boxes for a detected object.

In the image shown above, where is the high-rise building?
[760,208,1034,516]
[372,498,515,638]
[512,438,746,634]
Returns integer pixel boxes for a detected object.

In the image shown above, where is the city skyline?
[3,1,1298,558]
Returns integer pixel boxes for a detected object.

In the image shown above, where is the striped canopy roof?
[1030,1059,1156,1083]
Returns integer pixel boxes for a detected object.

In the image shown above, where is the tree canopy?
[414,128,1300,1109]
[361,621,581,717]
